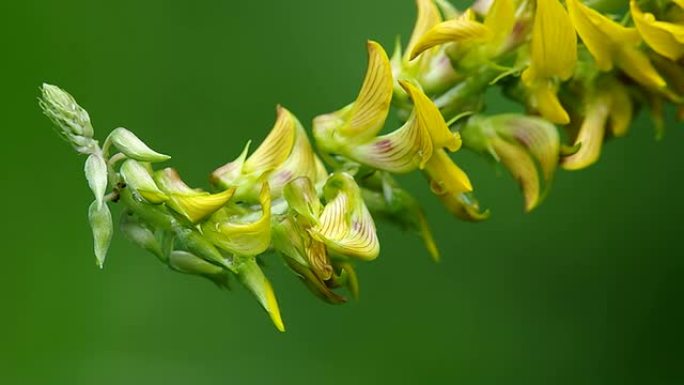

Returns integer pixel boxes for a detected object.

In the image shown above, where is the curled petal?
[268,114,324,196]
[490,137,541,212]
[340,41,394,140]
[562,96,610,170]
[236,259,284,332]
[314,41,393,145]
[405,0,444,63]
[524,80,570,125]
[351,111,434,173]
[605,81,633,138]
[424,149,473,196]
[312,173,379,260]
[436,191,490,222]
[155,168,236,223]
[401,80,461,151]
[211,141,250,189]
[243,106,296,175]
[631,1,684,61]
[202,183,272,256]
[410,18,492,60]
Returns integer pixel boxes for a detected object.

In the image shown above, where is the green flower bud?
[84,153,108,209]
[39,84,95,152]
[120,159,168,204]
[107,127,171,163]
[88,200,113,268]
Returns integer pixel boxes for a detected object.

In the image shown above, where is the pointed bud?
[84,153,108,209]
[88,200,113,268]
[169,250,225,276]
[236,259,285,332]
[39,83,94,141]
[120,159,168,204]
[107,127,170,163]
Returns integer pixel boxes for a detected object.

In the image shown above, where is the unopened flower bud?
[84,153,108,209]
[120,159,168,204]
[107,127,171,163]
[40,84,94,151]
[88,200,113,268]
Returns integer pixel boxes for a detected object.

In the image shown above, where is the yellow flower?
[211,106,327,202]
[566,0,665,89]
[462,114,560,212]
[521,0,577,124]
[311,173,380,261]
[630,1,684,61]
[314,40,485,221]
[201,182,272,257]
[153,168,235,224]
[409,0,516,63]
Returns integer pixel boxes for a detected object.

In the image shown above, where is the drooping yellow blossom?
[561,78,634,170]
[211,106,327,201]
[630,1,684,61]
[461,114,560,212]
[566,0,666,89]
[521,0,577,124]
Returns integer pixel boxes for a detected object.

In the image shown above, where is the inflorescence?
[41,0,684,331]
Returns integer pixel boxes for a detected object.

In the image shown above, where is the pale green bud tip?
[108,127,171,163]
[39,83,94,140]
[88,200,113,269]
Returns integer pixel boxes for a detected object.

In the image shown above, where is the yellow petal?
[616,45,667,89]
[566,0,640,71]
[526,0,577,80]
[405,0,443,63]
[631,1,684,61]
[483,0,516,46]
[676,0,684,8]
[561,97,610,170]
[605,80,633,138]
[236,258,285,332]
[490,137,541,212]
[202,183,272,256]
[312,173,380,261]
[337,41,393,140]
[423,149,473,195]
[351,110,434,173]
[283,176,322,225]
[400,80,461,151]
[436,191,490,222]
[267,110,322,195]
[409,18,492,60]
[525,80,570,125]
[243,106,296,175]
[155,168,236,223]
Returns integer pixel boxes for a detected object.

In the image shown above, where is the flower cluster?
[41,0,684,331]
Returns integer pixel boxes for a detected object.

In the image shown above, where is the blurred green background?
[2,0,683,384]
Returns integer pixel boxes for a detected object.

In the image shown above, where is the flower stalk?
[40,0,684,331]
